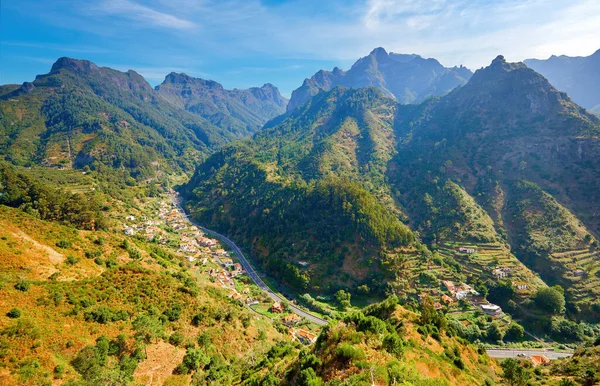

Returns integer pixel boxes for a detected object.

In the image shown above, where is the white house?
[480,303,502,315]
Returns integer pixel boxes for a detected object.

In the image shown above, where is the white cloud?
[90,0,196,29]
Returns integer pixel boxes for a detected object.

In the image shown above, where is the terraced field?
[435,241,544,293]
[550,248,600,303]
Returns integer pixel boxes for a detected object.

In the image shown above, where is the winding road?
[171,195,328,326]
[486,348,573,360]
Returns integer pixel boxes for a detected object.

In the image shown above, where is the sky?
[1,0,599,97]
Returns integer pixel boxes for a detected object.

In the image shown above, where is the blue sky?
[2,0,599,97]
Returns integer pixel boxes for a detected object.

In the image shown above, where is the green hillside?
[183,56,600,323]
[0,58,288,180]
[156,73,287,137]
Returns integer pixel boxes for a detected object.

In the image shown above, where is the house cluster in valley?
[121,197,320,345]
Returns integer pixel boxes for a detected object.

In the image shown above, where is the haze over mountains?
[156,72,288,137]
[2,46,600,386]
[287,47,473,111]
[525,49,600,114]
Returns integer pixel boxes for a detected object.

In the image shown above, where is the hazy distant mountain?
[156,73,288,137]
[287,47,472,112]
[525,49,600,114]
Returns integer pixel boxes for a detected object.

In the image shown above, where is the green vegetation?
[0,162,107,229]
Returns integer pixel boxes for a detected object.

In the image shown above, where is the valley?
[1,24,600,384]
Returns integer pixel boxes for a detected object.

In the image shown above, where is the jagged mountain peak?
[161,72,224,90]
[50,57,99,74]
[287,48,473,111]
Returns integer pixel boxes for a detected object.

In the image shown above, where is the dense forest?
[0,163,107,229]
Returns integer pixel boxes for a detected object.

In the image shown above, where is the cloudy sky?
[2,0,599,96]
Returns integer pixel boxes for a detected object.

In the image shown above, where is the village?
[121,196,320,345]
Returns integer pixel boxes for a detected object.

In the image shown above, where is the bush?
[453,357,465,369]
[7,308,21,318]
[66,255,79,265]
[335,343,365,362]
[163,304,182,322]
[534,287,565,315]
[169,332,184,347]
[56,240,72,249]
[382,333,405,357]
[14,280,30,292]
[53,364,65,379]
[84,306,128,324]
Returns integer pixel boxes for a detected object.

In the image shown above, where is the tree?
[334,289,351,310]
[488,280,514,307]
[297,368,324,386]
[501,358,530,386]
[534,287,565,315]
[181,348,210,372]
[487,323,504,343]
[382,333,405,357]
[505,323,524,341]
[132,314,163,357]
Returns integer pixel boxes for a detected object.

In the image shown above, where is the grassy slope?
[0,205,287,385]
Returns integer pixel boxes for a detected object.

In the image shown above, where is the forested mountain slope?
[0,58,286,179]
[156,72,287,137]
[183,56,600,317]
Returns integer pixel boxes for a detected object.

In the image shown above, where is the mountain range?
[525,49,600,114]
[2,47,600,386]
[287,47,472,111]
[183,55,600,319]
[0,58,286,178]
[156,72,287,137]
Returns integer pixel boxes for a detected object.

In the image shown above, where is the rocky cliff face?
[287,47,472,111]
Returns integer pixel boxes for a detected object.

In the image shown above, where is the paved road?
[171,195,329,326]
[486,349,573,360]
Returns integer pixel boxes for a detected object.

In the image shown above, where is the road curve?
[171,195,329,326]
[486,349,573,360]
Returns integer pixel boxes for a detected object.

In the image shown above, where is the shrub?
[84,306,127,324]
[56,240,71,249]
[335,343,365,362]
[382,333,405,357]
[163,304,182,322]
[7,308,21,319]
[66,255,79,265]
[14,280,30,292]
[169,332,184,347]
[453,357,465,369]
[53,364,65,379]
[85,250,102,259]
